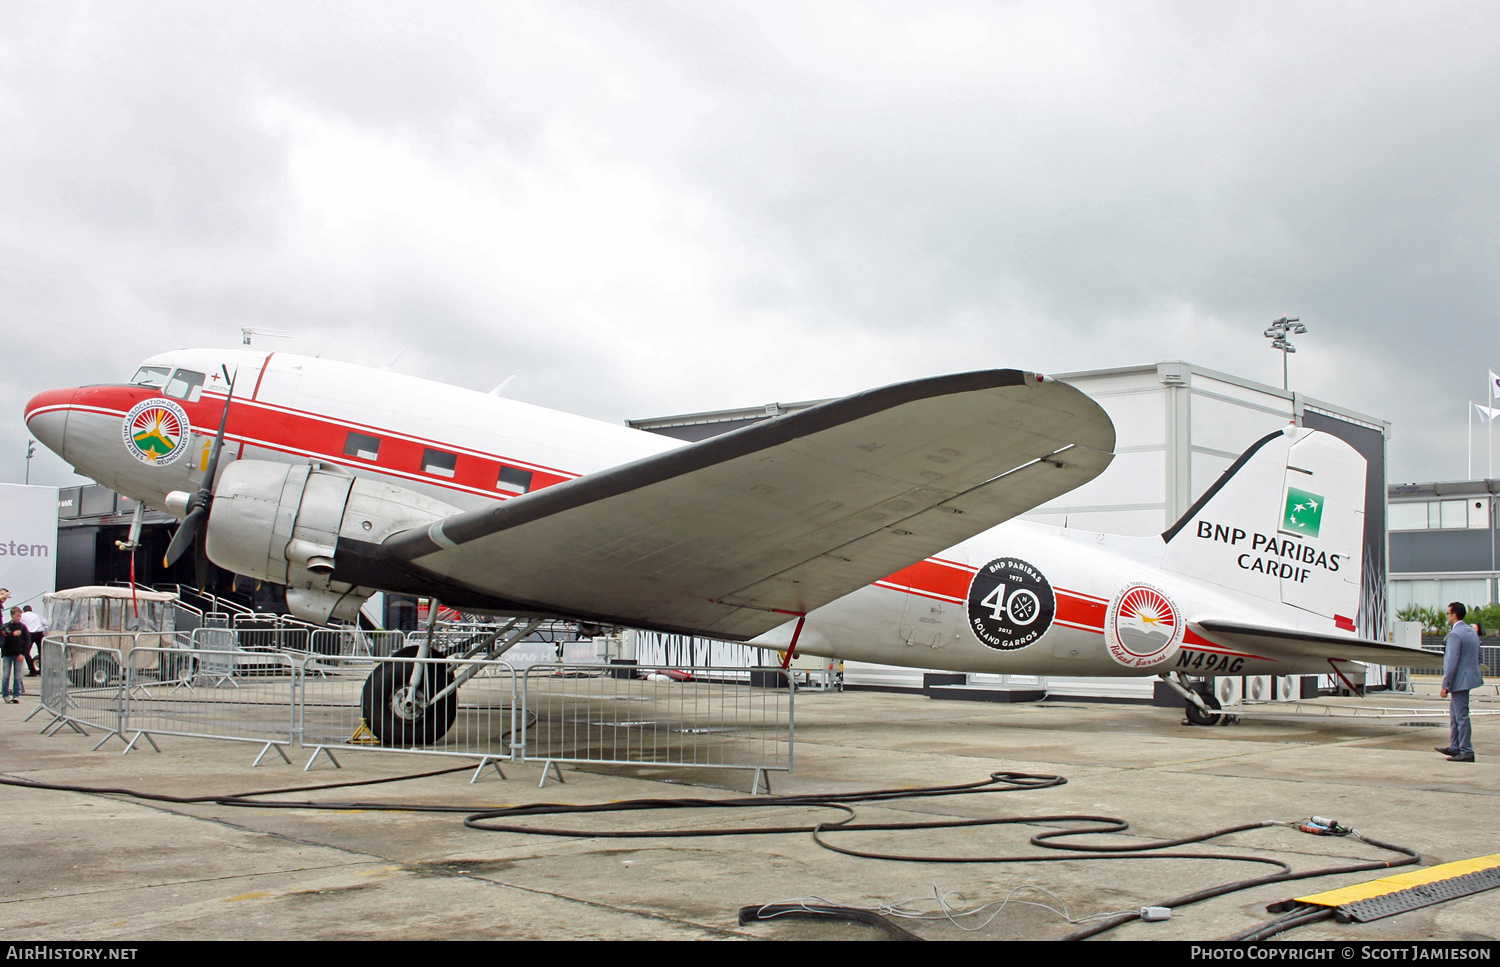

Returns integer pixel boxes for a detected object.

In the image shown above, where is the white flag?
[1476,402,1500,424]
[1491,369,1500,400]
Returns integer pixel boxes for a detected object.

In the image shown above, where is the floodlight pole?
[24,439,35,485]
[1263,315,1306,391]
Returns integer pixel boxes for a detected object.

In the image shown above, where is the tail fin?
[1161,426,1365,629]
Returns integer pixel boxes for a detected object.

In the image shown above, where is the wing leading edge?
[366,368,1115,638]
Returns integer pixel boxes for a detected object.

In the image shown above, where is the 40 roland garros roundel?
[1104,583,1186,668]
[965,557,1056,651]
[122,398,192,466]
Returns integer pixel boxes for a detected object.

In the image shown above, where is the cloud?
[3,1,1498,489]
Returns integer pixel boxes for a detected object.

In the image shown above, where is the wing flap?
[1193,618,1444,671]
[376,369,1115,638]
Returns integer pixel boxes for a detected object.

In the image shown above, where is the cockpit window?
[163,369,206,402]
[131,366,171,389]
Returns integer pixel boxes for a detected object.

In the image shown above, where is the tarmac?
[3,679,1498,942]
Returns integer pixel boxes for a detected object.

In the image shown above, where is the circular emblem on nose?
[966,556,1055,651]
[122,398,192,466]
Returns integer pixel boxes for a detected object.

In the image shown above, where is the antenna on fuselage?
[381,349,407,371]
[241,327,291,347]
[489,375,517,397]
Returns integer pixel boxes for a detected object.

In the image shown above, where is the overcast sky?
[3,1,1498,489]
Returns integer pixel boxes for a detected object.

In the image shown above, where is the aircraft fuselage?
[26,348,1362,680]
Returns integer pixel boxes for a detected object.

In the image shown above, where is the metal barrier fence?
[1390,645,1500,687]
[520,665,793,780]
[39,639,67,718]
[309,629,407,658]
[47,637,129,745]
[35,639,794,787]
[298,654,523,773]
[124,645,297,757]
[231,625,313,654]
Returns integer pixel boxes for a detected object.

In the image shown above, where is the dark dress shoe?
[1447,753,1476,762]
[1436,747,1457,755]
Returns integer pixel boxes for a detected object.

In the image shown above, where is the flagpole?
[1469,403,1474,479]
[1490,370,1500,480]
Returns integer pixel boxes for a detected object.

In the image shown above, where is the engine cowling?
[204,460,459,624]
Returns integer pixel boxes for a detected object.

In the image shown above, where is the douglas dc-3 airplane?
[24,348,1442,742]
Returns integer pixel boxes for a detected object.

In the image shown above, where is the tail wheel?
[360,645,457,746]
[1184,682,1222,726]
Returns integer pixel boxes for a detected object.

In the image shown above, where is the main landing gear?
[358,614,545,746]
[360,645,457,746]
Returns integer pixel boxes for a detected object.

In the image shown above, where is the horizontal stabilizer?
[1193,618,1443,671]
[372,369,1115,639]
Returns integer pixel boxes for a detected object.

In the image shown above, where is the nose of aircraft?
[24,387,74,460]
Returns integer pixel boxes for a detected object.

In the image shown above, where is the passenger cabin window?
[422,449,457,478]
[344,432,382,461]
[497,466,533,494]
[131,366,171,389]
[163,369,206,402]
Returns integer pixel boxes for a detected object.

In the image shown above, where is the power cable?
[0,769,1419,940]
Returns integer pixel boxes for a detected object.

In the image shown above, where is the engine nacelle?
[204,460,460,625]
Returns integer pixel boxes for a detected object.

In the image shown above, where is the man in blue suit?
[1437,602,1484,762]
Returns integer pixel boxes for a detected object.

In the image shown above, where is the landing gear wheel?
[1184,682,1221,726]
[360,645,457,746]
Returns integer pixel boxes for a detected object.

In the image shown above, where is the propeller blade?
[201,369,237,487]
[163,505,206,567]
[194,526,211,590]
[164,368,238,570]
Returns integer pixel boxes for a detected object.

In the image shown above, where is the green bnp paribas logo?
[1282,487,1324,538]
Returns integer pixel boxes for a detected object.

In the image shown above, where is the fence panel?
[519,665,793,774]
[54,636,129,735]
[233,626,313,654]
[299,654,521,761]
[124,646,297,745]
[309,629,406,658]
[37,629,795,779]
[1390,644,1499,683]
[38,637,67,715]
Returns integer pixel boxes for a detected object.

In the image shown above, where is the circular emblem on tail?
[966,557,1056,651]
[122,398,191,466]
[1105,583,1185,668]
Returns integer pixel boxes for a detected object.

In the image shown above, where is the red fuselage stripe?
[878,559,1115,636]
[65,385,578,498]
[880,558,974,602]
[873,557,1269,659]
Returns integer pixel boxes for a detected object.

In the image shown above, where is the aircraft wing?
[370,369,1114,639]
[1192,619,1445,671]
